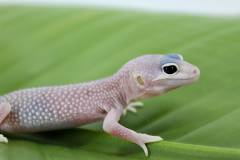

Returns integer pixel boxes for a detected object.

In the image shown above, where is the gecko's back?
[0,79,119,133]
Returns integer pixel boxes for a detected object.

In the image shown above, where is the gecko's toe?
[139,143,149,157]
[0,134,8,143]
[132,102,144,107]
[135,133,163,156]
[139,133,163,143]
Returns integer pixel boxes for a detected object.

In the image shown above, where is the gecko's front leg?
[103,107,163,156]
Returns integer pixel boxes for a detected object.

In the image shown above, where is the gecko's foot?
[123,101,144,116]
[0,134,8,143]
[137,133,163,156]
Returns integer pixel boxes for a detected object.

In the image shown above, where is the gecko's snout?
[191,66,200,81]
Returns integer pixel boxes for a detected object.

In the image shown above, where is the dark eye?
[162,63,179,75]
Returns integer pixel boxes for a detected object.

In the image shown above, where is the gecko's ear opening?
[133,74,145,87]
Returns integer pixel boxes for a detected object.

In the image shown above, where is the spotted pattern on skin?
[0,76,125,133]
[0,54,199,135]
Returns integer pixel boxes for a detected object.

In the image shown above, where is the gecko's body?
[0,78,122,133]
[0,54,200,156]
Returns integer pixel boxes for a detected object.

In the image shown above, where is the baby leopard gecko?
[0,54,200,156]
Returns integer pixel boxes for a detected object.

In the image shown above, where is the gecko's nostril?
[193,69,197,74]
[192,67,200,77]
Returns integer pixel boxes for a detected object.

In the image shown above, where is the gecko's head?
[122,54,200,100]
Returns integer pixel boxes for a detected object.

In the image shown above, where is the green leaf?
[0,5,240,160]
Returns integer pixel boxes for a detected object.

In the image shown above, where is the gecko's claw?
[123,101,144,116]
[137,133,163,157]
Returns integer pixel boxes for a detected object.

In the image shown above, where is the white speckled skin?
[0,75,126,133]
[0,54,200,155]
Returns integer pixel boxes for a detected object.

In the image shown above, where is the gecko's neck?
[76,69,139,108]
[112,69,141,105]
[85,73,129,108]
[112,74,129,107]
[94,69,139,107]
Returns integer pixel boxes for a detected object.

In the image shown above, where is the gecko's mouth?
[162,75,200,83]
[158,75,200,87]
[176,76,199,81]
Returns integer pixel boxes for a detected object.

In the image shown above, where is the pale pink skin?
[0,54,200,156]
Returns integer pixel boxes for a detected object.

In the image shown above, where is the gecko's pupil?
[163,65,178,74]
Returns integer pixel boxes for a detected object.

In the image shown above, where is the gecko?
[0,54,200,156]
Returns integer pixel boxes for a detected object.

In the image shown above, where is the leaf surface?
[0,6,240,160]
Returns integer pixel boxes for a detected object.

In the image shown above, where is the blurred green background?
[0,5,240,160]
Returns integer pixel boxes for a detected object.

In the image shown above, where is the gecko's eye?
[162,63,179,75]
